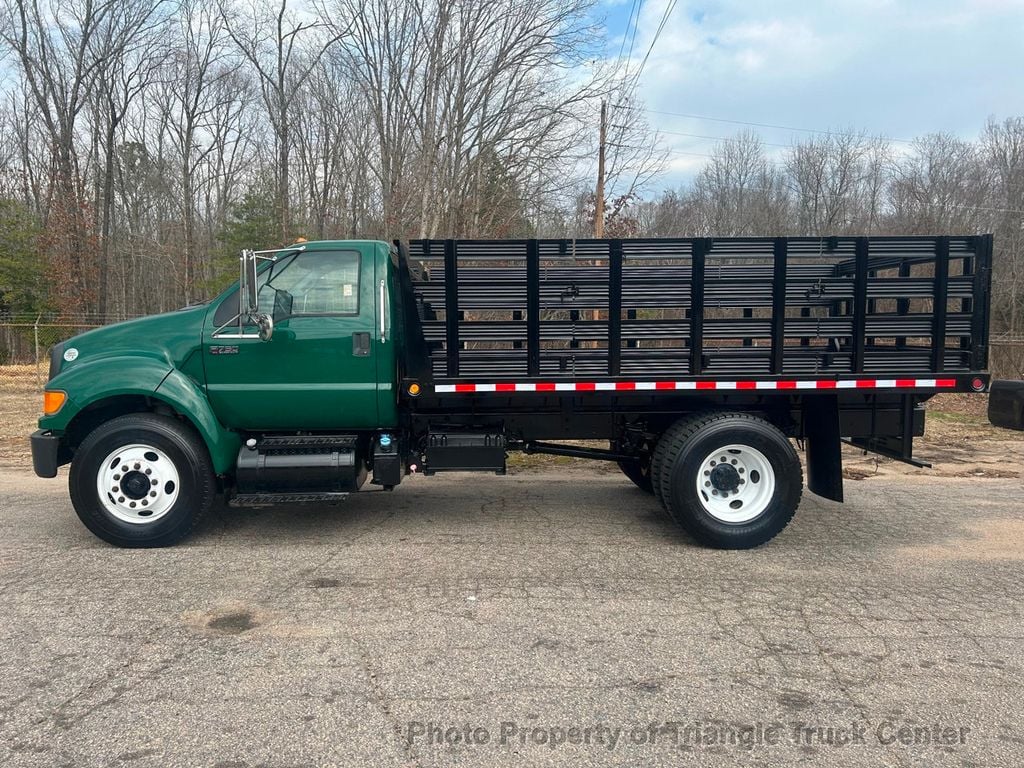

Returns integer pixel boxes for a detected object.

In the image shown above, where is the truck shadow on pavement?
[188,473,1020,565]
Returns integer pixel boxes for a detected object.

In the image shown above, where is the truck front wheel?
[655,412,802,549]
[69,413,215,548]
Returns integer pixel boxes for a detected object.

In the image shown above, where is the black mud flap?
[804,395,843,502]
[989,380,1024,431]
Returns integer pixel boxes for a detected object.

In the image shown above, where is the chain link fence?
[0,317,107,387]
[0,316,125,465]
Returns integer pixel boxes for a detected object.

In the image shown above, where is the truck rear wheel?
[69,413,215,548]
[656,412,802,549]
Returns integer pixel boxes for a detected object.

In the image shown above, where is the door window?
[260,250,361,317]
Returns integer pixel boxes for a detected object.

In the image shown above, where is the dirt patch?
[309,577,341,589]
[207,610,258,634]
[0,364,43,468]
[507,442,622,476]
[898,519,1024,562]
[842,466,877,481]
[184,604,270,635]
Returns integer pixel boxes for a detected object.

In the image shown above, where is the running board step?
[229,492,350,507]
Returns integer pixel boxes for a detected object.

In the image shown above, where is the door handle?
[352,331,371,357]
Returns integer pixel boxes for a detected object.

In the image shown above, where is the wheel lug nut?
[145,469,152,475]
[705,481,711,487]
[113,473,121,480]
[118,496,125,503]
[129,502,136,508]
[141,500,148,506]
[121,465,128,472]
[738,468,745,473]
[150,491,157,497]
[712,490,718,495]
[731,459,737,465]
[133,463,140,470]
[151,479,158,486]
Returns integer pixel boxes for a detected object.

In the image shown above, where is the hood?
[48,305,209,382]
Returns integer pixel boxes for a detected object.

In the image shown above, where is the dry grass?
[0,364,43,467]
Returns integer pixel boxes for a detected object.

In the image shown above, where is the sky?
[598,0,1024,188]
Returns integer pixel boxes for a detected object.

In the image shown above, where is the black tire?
[69,413,215,548]
[616,457,654,493]
[656,412,802,549]
[652,414,711,510]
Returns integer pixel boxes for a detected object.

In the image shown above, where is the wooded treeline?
[0,0,1020,344]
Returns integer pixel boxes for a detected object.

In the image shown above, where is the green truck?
[31,236,993,549]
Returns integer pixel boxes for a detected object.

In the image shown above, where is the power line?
[615,0,642,63]
[621,0,679,103]
[624,107,918,145]
[612,125,794,148]
[645,173,1024,215]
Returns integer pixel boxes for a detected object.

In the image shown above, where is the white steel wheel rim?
[96,443,181,524]
[696,444,776,524]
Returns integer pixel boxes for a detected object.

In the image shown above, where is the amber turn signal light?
[43,390,67,416]
[407,382,421,396]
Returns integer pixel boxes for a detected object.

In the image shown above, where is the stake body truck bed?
[31,235,993,549]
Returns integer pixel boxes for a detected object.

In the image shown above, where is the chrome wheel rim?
[696,444,775,524]
[96,443,180,524]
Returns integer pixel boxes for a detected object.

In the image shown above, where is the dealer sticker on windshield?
[63,348,79,362]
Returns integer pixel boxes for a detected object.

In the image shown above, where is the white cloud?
[614,0,1024,187]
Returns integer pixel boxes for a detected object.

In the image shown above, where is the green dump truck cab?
[32,236,994,550]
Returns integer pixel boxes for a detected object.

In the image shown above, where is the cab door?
[203,246,381,430]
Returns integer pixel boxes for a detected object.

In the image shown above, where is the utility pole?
[595,99,606,238]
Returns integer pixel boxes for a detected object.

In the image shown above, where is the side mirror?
[242,249,259,315]
[255,312,274,342]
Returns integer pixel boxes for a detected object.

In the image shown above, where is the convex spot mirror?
[255,312,273,342]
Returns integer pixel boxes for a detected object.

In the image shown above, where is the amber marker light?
[43,390,67,416]
[407,382,421,396]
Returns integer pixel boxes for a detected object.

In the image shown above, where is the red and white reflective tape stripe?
[434,378,959,394]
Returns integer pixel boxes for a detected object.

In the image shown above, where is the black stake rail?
[404,235,993,383]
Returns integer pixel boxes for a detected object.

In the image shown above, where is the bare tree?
[785,131,889,235]
[334,0,604,239]
[91,0,170,314]
[1,0,128,307]
[982,117,1024,337]
[889,133,989,233]
[687,131,789,236]
[153,0,241,301]
[219,0,346,241]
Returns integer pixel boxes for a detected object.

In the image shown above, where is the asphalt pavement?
[0,467,1022,767]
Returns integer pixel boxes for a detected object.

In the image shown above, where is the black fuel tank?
[236,435,367,493]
